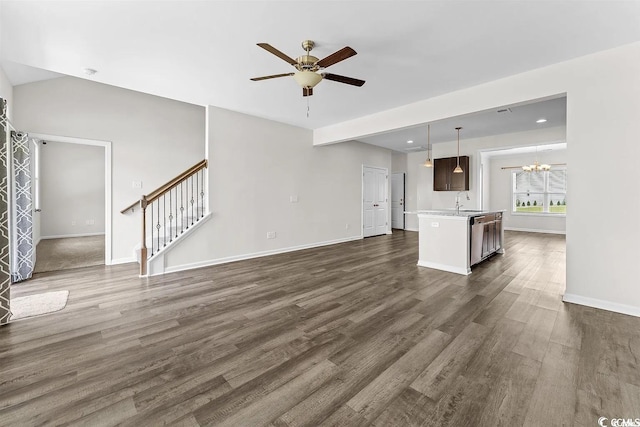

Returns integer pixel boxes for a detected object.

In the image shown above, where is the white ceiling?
[0,60,63,86]
[1,1,639,130]
[483,142,567,158]
[357,96,567,152]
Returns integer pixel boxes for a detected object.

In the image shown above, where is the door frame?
[30,133,112,265]
[361,164,390,238]
[391,172,405,230]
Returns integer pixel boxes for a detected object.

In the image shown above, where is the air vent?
[404,146,426,152]
[497,108,512,114]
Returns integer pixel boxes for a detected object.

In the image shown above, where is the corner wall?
[12,76,205,262]
[163,106,392,271]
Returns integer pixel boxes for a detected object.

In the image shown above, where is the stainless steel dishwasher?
[470,215,486,266]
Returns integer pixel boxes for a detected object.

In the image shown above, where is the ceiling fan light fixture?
[293,70,322,88]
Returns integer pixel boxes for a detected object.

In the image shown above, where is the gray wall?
[13,76,205,262]
[39,140,105,238]
[161,106,393,272]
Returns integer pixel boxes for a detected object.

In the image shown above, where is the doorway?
[391,172,405,230]
[362,165,388,237]
[30,133,112,272]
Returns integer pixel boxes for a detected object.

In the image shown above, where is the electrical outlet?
[86,219,95,225]
[266,231,276,239]
[132,181,143,189]
[345,223,350,230]
[290,195,299,203]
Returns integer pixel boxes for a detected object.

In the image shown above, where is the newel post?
[140,195,148,276]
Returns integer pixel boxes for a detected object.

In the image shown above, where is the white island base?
[416,211,505,275]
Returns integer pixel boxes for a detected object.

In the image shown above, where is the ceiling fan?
[251,40,365,97]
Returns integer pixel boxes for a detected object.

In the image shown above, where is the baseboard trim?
[563,293,640,318]
[504,227,566,235]
[417,260,471,276]
[404,227,419,232]
[163,235,363,275]
[110,257,137,265]
[41,232,106,239]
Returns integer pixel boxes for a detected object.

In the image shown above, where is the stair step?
[135,212,207,262]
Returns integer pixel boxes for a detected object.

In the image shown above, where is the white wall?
[162,106,392,271]
[13,76,205,262]
[404,126,566,231]
[39,141,105,238]
[0,65,13,121]
[313,41,640,316]
[391,151,407,173]
[489,150,567,234]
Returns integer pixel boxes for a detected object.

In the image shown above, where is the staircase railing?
[121,159,208,275]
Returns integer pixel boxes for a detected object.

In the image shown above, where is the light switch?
[132,181,143,189]
[290,195,299,203]
[431,222,440,227]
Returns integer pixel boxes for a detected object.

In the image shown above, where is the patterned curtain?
[11,131,34,282]
[0,98,11,325]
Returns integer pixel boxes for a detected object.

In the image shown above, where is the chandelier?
[522,146,551,172]
[522,161,551,172]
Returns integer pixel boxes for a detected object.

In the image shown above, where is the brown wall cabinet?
[433,156,470,191]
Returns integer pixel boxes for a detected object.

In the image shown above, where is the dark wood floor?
[1,231,639,426]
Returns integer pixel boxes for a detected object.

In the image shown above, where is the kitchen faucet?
[455,191,470,215]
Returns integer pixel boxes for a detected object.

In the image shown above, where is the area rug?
[10,290,69,321]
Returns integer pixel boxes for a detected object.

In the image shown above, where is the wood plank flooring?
[2,231,640,426]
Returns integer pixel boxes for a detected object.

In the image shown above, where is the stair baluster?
[120,159,208,276]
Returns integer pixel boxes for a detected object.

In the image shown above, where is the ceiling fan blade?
[250,73,295,81]
[316,46,357,68]
[322,73,365,87]
[257,43,298,65]
[303,87,313,97]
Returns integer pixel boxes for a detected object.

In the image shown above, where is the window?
[512,169,566,214]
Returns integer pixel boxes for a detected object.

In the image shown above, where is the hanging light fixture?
[522,146,551,172]
[453,127,463,174]
[423,124,433,167]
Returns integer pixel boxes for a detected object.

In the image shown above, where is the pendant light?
[453,127,463,173]
[423,124,433,167]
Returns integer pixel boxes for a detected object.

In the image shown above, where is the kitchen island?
[410,210,505,275]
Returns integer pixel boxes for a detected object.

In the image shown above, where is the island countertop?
[405,209,506,218]
[408,209,505,275]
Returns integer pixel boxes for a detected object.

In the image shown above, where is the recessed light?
[536,118,547,123]
[83,67,98,76]
[407,140,414,144]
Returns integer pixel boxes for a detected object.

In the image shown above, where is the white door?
[391,172,405,229]
[363,166,388,237]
